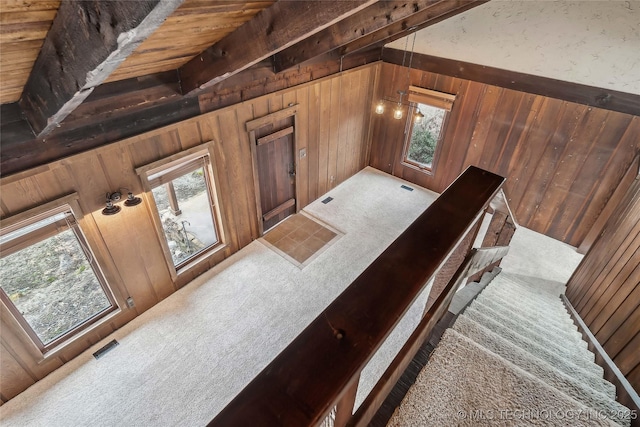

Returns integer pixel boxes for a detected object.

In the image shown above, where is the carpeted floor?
[0,167,440,426]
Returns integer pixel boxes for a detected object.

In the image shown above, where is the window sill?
[38,307,123,363]
[401,160,435,176]
[175,243,228,278]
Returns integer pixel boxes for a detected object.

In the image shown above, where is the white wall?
[386,1,640,95]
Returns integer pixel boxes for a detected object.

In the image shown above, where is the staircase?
[387,271,632,426]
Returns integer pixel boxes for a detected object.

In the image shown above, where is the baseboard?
[561,294,640,426]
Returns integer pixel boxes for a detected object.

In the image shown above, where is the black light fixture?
[102,189,142,215]
[124,192,142,207]
[102,198,121,215]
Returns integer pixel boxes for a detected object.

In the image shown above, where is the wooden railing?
[208,166,507,427]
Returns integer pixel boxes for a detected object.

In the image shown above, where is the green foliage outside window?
[406,103,446,169]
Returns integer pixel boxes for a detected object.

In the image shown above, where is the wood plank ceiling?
[0,0,485,176]
[0,0,273,105]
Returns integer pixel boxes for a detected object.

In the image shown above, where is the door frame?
[246,105,300,236]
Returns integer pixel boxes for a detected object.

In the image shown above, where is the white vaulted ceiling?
[387,1,640,95]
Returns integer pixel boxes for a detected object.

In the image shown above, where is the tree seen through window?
[406,103,446,169]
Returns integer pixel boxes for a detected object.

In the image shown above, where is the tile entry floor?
[262,213,340,266]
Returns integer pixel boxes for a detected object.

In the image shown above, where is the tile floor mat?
[260,212,342,268]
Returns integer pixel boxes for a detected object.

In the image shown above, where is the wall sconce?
[374,101,385,115]
[102,189,142,215]
[414,108,424,124]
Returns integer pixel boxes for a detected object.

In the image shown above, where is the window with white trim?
[0,203,117,352]
[402,86,455,173]
[138,146,224,273]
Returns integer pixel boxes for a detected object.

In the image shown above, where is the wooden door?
[254,123,296,232]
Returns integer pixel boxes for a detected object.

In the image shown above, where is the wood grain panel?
[369,63,640,246]
[0,341,35,402]
[0,0,60,103]
[0,65,375,402]
[566,176,640,392]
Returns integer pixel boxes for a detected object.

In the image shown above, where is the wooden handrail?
[348,246,510,427]
[208,166,505,427]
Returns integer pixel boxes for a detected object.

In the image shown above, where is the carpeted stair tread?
[461,309,603,377]
[387,329,617,427]
[475,291,577,330]
[470,300,594,352]
[473,294,583,341]
[479,287,575,324]
[479,281,571,309]
[464,307,598,369]
[452,316,621,409]
[499,272,569,297]
[496,273,568,297]
[476,288,577,327]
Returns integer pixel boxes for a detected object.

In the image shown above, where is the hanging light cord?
[406,32,417,87]
[401,33,409,69]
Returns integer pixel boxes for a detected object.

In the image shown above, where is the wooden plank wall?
[565,175,640,394]
[0,64,377,403]
[369,63,640,246]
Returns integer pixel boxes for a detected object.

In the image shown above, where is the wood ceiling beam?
[273,0,442,73]
[178,0,378,94]
[338,0,487,57]
[19,0,184,137]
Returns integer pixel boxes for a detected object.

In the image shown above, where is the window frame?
[0,193,120,355]
[400,86,456,175]
[136,143,226,280]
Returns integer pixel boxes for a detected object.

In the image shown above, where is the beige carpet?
[388,271,631,427]
[0,167,439,426]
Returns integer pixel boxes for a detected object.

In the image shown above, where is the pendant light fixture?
[414,108,424,124]
[393,91,406,120]
[374,31,419,120]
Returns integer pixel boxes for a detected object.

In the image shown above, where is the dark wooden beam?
[339,0,486,56]
[382,49,640,117]
[1,50,380,177]
[178,0,378,94]
[273,0,442,73]
[18,0,184,137]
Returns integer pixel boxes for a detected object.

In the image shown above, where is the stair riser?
[463,309,603,376]
[474,293,581,337]
[481,286,573,319]
[465,306,594,363]
[471,298,585,346]
[388,329,627,427]
[453,316,617,399]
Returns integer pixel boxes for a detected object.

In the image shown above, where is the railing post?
[334,373,360,427]
[166,182,181,215]
[423,215,483,315]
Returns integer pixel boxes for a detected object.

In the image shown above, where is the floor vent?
[401,185,414,191]
[93,340,119,359]
[322,197,334,204]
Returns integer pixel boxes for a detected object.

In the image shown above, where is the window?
[137,145,224,274]
[405,103,446,169]
[402,86,455,173]
[0,200,117,352]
